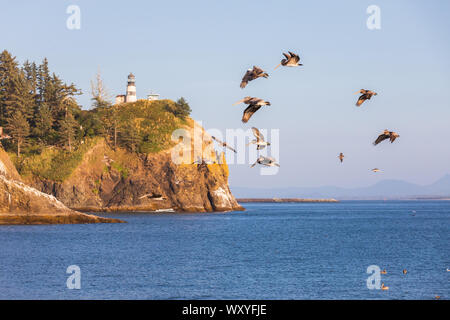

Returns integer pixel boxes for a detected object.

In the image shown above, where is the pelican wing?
[251,127,264,142]
[373,133,389,145]
[356,94,367,106]
[389,134,398,143]
[288,51,299,63]
[240,70,252,89]
[223,143,237,153]
[282,52,290,60]
[242,105,261,123]
[253,66,265,75]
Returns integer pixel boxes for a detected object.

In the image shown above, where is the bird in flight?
[371,168,382,173]
[251,156,280,168]
[248,127,271,150]
[234,97,271,123]
[338,153,344,163]
[211,136,237,153]
[240,66,269,89]
[274,51,302,69]
[373,129,400,145]
[354,89,377,107]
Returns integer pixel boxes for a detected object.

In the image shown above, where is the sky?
[1,0,449,189]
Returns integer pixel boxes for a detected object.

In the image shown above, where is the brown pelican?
[381,283,389,291]
[192,158,215,165]
[403,269,407,275]
[211,136,237,153]
[381,269,387,275]
[373,130,400,145]
[248,127,270,150]
[251,156,280,168]
[240,66,268,89]
[371,168,382,173]
[274,51,302,69]
[354,89,377,107]
[338,152,344,163]
[233,97,271,123]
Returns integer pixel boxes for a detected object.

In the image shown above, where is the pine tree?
[58,110,77,151]
[164,97,192,119]
[33,103,53,144]
[7,110,30,157]
[0,50,20,125]
[22,60,39,120]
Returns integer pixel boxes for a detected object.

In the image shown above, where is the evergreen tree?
[22,60,39,120]
[165,97,191,119]
[0,50,20,125]
[58,110,78,151]
[33,103,53,144]
[7,110,30,157]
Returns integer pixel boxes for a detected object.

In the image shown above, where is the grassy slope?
[11,99,189,182]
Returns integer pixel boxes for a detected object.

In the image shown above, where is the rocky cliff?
[25,120,243,213]
[0,147,123,225]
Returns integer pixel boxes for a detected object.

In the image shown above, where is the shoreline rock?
[0,147,124,225]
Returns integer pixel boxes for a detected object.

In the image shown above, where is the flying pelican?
[251,156,280,168]
[234,97,271,123]
[338,153,344,163]
[248,127,271,150]
[373,130,400,145]
[354,89,377,107]
[371,168,382,173]
[274,51,302,69]
[240,66,269,89]
[211,136,237,153]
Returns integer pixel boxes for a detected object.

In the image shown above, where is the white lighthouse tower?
[125,73,137,103]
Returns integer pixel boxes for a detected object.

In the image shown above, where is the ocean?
[0,201,448,300]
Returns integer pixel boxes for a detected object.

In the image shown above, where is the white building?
[115,73,160,104]
[147,93,160,101]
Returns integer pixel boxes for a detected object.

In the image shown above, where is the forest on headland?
[0,50,191,180]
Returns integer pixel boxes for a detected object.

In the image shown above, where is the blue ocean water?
[0,201,448,300]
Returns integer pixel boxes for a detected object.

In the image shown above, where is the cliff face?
[0,147,123,225]
[27,121,243,213]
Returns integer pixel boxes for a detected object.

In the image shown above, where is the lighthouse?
[126,73,137,102]
[115,72,159,104]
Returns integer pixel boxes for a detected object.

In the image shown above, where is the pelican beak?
[353,90,361,94]
[274,63,281,70]
[233,99,244,106]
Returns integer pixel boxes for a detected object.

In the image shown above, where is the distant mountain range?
[231,174,450,200]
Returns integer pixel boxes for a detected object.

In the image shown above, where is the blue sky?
[1,0,449,188]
